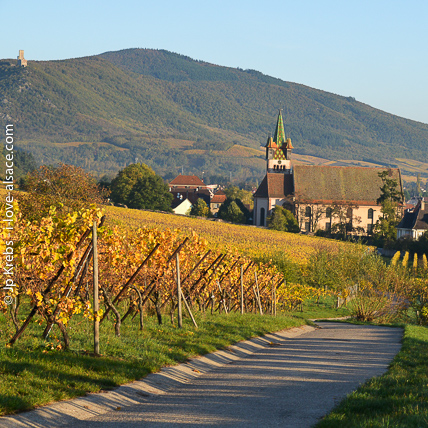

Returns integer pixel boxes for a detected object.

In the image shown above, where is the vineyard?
[2,200,428,418]
[2,201,428,354]
[103,205,351,265]
[0,202,332,350]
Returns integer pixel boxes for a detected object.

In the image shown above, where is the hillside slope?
[1,48,428,180]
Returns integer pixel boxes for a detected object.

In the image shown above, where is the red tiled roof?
[211,191,227,203]
[169,175,206,187]
[253,173,294,199]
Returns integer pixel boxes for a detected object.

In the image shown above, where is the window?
[368,208,374,219]
[367,223,373,234]
[326,207,332,218]
[305,206,312,217]
[346,207,353,219]
[305,221,310,232]
[325,222,331,231]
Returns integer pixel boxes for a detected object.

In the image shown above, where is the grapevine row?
[1,204,321,348]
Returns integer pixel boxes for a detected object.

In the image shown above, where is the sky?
[2,0,428,124]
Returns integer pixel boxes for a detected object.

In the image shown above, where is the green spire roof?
[273,110,286,147]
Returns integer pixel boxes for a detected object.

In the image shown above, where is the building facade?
[253,110,403,235]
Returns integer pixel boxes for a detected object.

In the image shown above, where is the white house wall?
[296,203,383,234]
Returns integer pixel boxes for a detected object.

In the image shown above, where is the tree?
[376,170,403,205]
[110,163,153,204]
[19,163,108,220]
[374,170,403,244]
[190,198,211,217]
[416,174,422,197]
[267,206,300,233]
[224,186,254,209]
[217,198,250,224]
[110,163,173,212]
[329,202,362,240]
[217,200,245,223]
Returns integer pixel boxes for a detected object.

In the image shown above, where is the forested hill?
[1,48,428,181]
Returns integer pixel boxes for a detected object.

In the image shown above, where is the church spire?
[265,109,293,174]
[273,109,286,147]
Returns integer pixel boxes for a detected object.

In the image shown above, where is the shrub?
[267,206,300,233]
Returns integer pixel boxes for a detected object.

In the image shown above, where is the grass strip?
[315,324,428,428]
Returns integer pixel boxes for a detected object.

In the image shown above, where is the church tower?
[265,109,293,173]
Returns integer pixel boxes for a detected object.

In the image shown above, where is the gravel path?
[0,322,402,428]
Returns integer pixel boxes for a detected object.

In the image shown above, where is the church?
[253,111,403,234]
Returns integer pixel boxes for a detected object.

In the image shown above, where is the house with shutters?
[253,110,403,234]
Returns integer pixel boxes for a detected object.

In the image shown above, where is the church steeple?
[273,109,286,147]
[265,109,293,174]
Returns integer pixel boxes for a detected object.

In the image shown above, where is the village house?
[169,174,211,209]
[253,110,403,235]
[396,197,428,240]
[209,189,227,216]
[169,174,227,215]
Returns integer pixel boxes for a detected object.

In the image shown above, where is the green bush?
[267,206,300,233]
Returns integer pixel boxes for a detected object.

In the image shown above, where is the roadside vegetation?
[316,324,428,428]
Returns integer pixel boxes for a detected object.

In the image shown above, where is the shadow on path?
[0,323,402,428]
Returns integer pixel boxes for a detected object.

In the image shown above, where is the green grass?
[0,306,320,416]
[315,324,428,428]
[290,296,351,321]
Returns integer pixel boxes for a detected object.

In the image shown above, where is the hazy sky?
[2,0,427,124]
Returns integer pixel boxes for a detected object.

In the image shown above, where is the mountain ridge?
[1,48,427,181]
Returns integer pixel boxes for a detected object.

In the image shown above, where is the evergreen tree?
[267,206,300,233]
[217,198,249,224]
[224,201,246,223]
[374,170,403,244]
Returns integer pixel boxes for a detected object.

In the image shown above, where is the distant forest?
[1,48,428,181]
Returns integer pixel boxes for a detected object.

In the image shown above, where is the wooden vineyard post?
[93,221,100,355]
[275,279,283,316]
[254,272,263,315]
[176,253,183,328]
[274,285,277,316]
[216,279,228,314]
[180,289,198,328]
[271,278,276,316]
[240,265,244,314]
